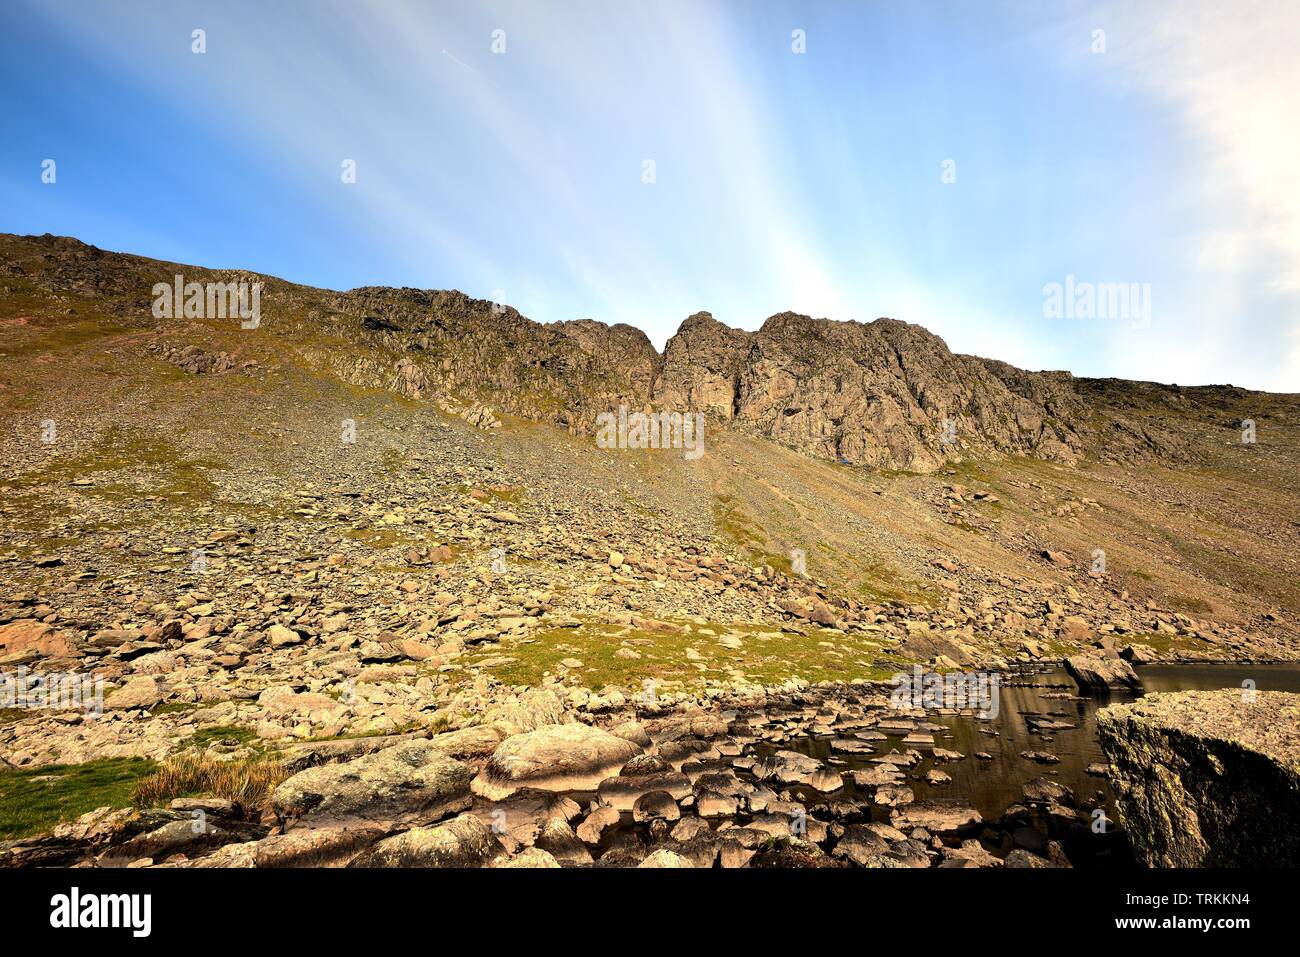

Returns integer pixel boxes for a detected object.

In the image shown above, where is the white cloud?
[1098,0,1300,389]
[25,0,1299,389]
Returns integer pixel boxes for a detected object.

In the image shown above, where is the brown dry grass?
[130,753,289,814]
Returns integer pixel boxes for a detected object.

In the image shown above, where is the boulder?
[596,755,692,811]
[427,725,507,762]
[0,620,78,660]
[1057,615,1092,644]
[890,802,982,834]
[1005,849,1060,868]
[466,789,580,849]
[632,790,680,823]
[759,749,823,785]
[105,676,163,711]
[492,847,561,868]
[807,768,844,793]
[1097,690,1300,867]
[272,741,473,826]
[254,825,386,868]
[851,766,904,788]
[831,825,893,866]
[534,819,593,865]
[349,813,500,867]
[576,805,621,845]
[939,839,1003,868]
[484,688,567,735]
[638,848,694,868]
[873,784,914,808]
[1065,653,1142,693]
[99,818,234,864]
[608,721,652,748]
[472,723,641,800]
[1022,777,1074,805]
[265,624,304,648]
[694,789,739,818]
[1120,643,1158,664]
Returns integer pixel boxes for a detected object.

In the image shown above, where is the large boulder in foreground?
[483,688,567,735]
[272,740,473,826]
[1065,653,1142,693]
[472,723,642,800]
[1097,690,1300,867]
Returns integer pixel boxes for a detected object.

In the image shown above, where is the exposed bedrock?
[1097,690,1300,867]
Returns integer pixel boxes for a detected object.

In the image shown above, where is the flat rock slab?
[597,770,692,810]
[279,731,432,775]
[272,740,473,826]
[890,802,982,834]
[0,619,79,659]
[106,676,163,711]
[1097,689,1300,867]
[471,722,642,801]
[254,824,387,868]
[466,788,581,849]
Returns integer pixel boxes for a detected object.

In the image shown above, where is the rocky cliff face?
[1097,690,1300,867]
[679,311,1089,471]
[3,232,1197,472]
[320,287,656,433]
[318,293,1116,471]
[654,311,752,418]
[553,318,661,400]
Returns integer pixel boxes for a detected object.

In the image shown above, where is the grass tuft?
[130,753,288,813]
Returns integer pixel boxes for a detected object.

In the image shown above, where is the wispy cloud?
[6,0,1297,389]
[1091,0,1300,389]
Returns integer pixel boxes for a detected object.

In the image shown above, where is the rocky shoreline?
[2,677,1136,869]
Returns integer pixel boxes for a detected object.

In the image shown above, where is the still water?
[768,662,1300,861]
[921,662,1300,820]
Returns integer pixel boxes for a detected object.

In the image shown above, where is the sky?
[1,0,1297,391]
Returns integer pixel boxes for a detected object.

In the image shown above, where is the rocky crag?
[3,233,1228,473]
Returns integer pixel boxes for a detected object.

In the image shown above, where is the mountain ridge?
[1,231,1283,473]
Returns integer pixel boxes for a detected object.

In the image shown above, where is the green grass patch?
[343,527,412,549]
[150,701,204,716]
[460,620,905,691]
[0,757,159,840]
[0,314,124,358]
[9,425,224,503]
[1121,630,1202,655]
[711,492,934,607]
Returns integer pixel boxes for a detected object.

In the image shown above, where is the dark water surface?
[766,662,1300,863]
[1139,661,1300,694]
[557,662,1300,866]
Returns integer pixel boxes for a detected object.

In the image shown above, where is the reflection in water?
[767,662,1300,864]
[544,662,1300,867]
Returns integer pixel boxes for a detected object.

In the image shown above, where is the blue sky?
[1,0,1296,390]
